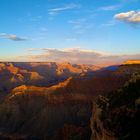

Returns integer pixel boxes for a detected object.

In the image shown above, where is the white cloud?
[98,4,121,11]
[48,3,80,16]
[30,16,42,21]
[0,33,27,41]
[17,48,140,64]
[114,11,135,20]
[68,18,94,34]
[65,37,77,41]
[100,20,116,27]
[114,10,140,24]
[68,18,87,24]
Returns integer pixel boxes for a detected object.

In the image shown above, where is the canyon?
[0,61,139,139]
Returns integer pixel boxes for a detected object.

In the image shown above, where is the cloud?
[68,18,94,34]
[48,3,80,15]
[114,10,140,24]
[17,48,140,64]
[30,16,42,21]
[65,36,78,41]
[100,20,116,27]
[0,33,27,41]
[98,4,121,11]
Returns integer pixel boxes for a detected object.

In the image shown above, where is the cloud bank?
[18,48,140,64]
[114,10,140,24]
[0,33,27,41]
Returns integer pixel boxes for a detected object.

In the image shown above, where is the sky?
[0,0,140,64]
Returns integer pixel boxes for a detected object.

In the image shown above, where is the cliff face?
[0,91,92,139]
[123,60,140,65]
[0,62,98,93]
[90,73,140,140]
[0,62,139,139]
[0,63,129,140]
[90,102,117,140]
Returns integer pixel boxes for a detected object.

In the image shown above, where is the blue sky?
[0,0,140,63]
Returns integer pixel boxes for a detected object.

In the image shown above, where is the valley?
[0,61,139,139]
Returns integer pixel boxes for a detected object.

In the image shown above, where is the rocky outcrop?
[90,73,140,140]
[90,99,117,140]
[0,91,92,139]
[123,60,140,65]
[12,77,72,96]
[0,62,98,93]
